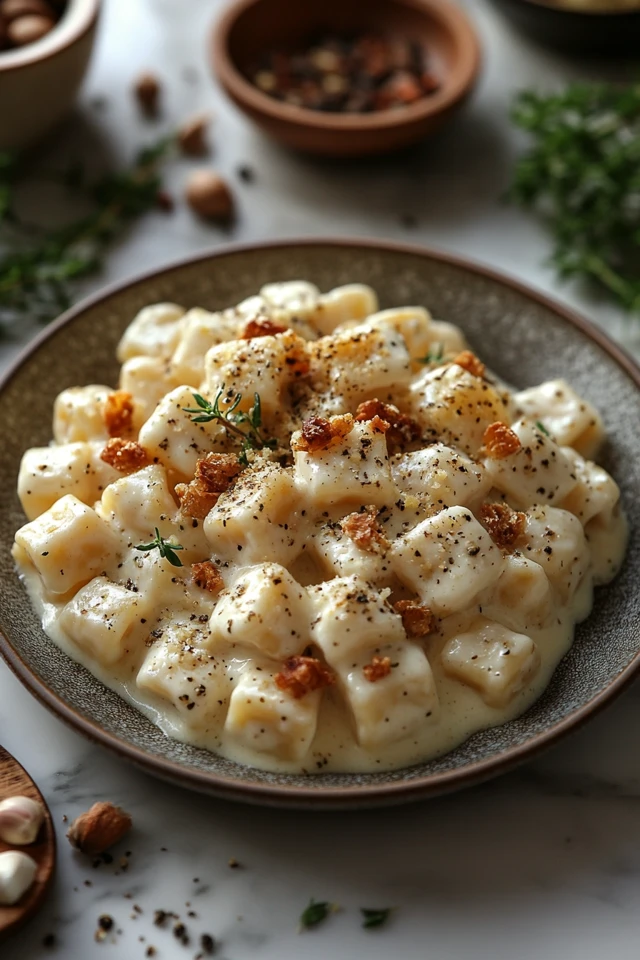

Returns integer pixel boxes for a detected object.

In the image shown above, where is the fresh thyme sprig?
[135,527,184,567]
[509,82,640,314]
[0,136,174,330]
[184,388,278,465]
[416,343,444,364]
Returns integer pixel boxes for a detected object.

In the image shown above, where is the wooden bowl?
[491,0,640,56]
[0,0,100,152]
[211,0,481,157]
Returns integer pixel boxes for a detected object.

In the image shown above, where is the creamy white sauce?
[18,523,624,775]
[12,285,630,776]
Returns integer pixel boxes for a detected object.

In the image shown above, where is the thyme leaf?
[361,907,392,929]
[299,899,336,930]
[135,527,184,567]
[535,420,550,436]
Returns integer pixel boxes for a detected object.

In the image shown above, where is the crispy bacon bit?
[191,560,224,594]
[100,438,148,473]
[363,655,392,683]
[483,422,521,459]
[341,507,388,552]
[453,350,486,379]
[175,482,219,520]
[293,413,355,452]
[275,656,335,699]
[177,454,243,519]
[394,599,436,638]
[242,315,288,339]
[479,502,526,549]
[355,398,421,452]
[195,453,243,492]
[103,390,135,438]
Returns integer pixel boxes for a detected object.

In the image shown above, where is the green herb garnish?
[361,907,392,929]
[299,899,335,930]
[184,388,277,465]
[135,527,184,567]
[417,343,444,364]
[0,137,174,331]
[510,83,640,313]
[535,420,550,437]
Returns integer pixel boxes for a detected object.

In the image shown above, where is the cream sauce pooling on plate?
[12,282,628,774]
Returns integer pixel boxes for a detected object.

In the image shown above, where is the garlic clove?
[0,850,38,905]
[0,795,45,845]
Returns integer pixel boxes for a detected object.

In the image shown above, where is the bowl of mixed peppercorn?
[212,0,481,157]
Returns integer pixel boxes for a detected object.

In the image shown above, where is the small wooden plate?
[0,746,56,940]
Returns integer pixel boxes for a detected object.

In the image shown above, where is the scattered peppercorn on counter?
[12,282,627,773]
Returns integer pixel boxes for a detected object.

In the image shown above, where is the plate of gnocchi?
[1,239,638,807]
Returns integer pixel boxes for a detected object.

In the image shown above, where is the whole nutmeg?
[0,0,54,20]
[185,170,234,222]
[178,114,211,157]
[0,795,45,845]
[67,801,132,857]
[7,12,54,46]
[134,71,161,117]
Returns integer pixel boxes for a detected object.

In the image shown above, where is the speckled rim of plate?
[1,237,639,809]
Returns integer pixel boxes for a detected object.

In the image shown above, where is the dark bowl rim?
[0,0,101,75]
[211,0,482,133]
[1,236,639,809]
[508,0,640,17]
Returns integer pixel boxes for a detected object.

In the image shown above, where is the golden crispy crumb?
[275,656,335,699]
[176,482,219,519]
[363,655,392,683]
[177,454,243,519]
[453,350,486,379]
[355,398,421,451]
[195,453,243,492]
[341,507,388,552]
[103,391,135,438]
[292,413,355,452]
[479,502,526,549]
[394,599,436,637]
[483,422,521,459]
[242,316,288,339]
[100,438,148,473]
[191,560,224,593]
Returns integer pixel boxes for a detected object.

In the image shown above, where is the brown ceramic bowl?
[1,239,639,809]
[0,0,101,152]
[211,0,481,157]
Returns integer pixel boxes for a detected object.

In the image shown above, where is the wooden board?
[0,746,56,940]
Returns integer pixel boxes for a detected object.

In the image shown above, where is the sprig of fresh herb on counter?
[135,527,184,567]
[509,82,640,314]
[0,136,174,331]
[184,389,278,465]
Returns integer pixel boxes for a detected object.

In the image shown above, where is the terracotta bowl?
[0,0,100,152]
[491,0,640,56]
[211,0,481,157]
[1,239,639,809]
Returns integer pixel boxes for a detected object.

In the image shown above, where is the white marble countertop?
[2,1,640,957]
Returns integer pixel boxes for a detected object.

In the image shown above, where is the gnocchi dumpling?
[441,618,540,708]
